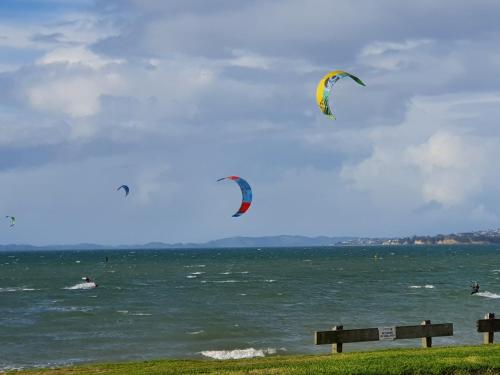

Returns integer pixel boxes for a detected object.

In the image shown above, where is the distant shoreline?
[2,228,500,250]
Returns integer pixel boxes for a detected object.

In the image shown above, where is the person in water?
[471,282,480,295]
[83,276,98,287]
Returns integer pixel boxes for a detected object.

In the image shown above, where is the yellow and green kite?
[316,70,365,120]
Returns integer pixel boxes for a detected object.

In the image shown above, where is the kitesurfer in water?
[471,282,480,295]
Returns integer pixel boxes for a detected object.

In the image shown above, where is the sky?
[1,0,500,245]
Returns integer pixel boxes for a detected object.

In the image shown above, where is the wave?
[187,330,204,335]
[64,282,97,290]
[0,287,37,293]
[116,310,152,316]
[201,280,239,283]
[44,306,93,313]
[409,285,435,289]
[475,291,500,299]
[200,347,277,360]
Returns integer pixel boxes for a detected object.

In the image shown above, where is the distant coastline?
[2,229,500,250]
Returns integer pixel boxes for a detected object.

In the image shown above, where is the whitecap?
[264,279,276,283]
[191,272,205,275]
[75,260,81,263]
[409,285,434,289]
[200,348,277,360]
[476,291,500,299]
[186,275,197,279]
[187,330,204,335]
[64,282,97,290]
[117,310,129,314]
[130,313,152,316]
[212,280,238,283]
[0,287,37,293]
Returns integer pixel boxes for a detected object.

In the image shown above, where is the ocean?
[1,245,500,370]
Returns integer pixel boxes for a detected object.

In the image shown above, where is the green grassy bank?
[8,345,500,375]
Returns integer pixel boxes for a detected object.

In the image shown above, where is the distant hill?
[202,235,353,248]
[2,229,500,251]
[0,235,354,251]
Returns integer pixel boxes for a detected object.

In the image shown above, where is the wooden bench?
[477,313,500,344]
[315,320,453,353]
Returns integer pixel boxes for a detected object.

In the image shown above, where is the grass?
[7,345,500,375]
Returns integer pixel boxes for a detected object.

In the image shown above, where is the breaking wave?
[409,285,435,289]
[200,347,277,360]
[64,282,97,290]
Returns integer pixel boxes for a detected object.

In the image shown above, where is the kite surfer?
[471,282,480,295]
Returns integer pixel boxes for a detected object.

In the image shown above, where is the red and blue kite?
[217,176,252,217]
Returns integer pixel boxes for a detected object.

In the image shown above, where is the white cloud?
[360,39,433,58]
[406,131,490,206]
[27,71,124,117]
[341,93,500,209]
[134,166,176,206]
[358,39,434,71]
[37,46,124,68]
[228,49,272,70]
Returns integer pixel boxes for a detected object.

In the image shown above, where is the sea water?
[1,246,500,370]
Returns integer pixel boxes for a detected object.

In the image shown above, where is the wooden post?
[484,313,495,344]
[332,325,343,353]
[421,320,432,348]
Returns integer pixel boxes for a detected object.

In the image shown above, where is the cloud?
[27,68,124,117]
[359,39,434,71]
[36,45,124,68]
[341,93,500,210]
